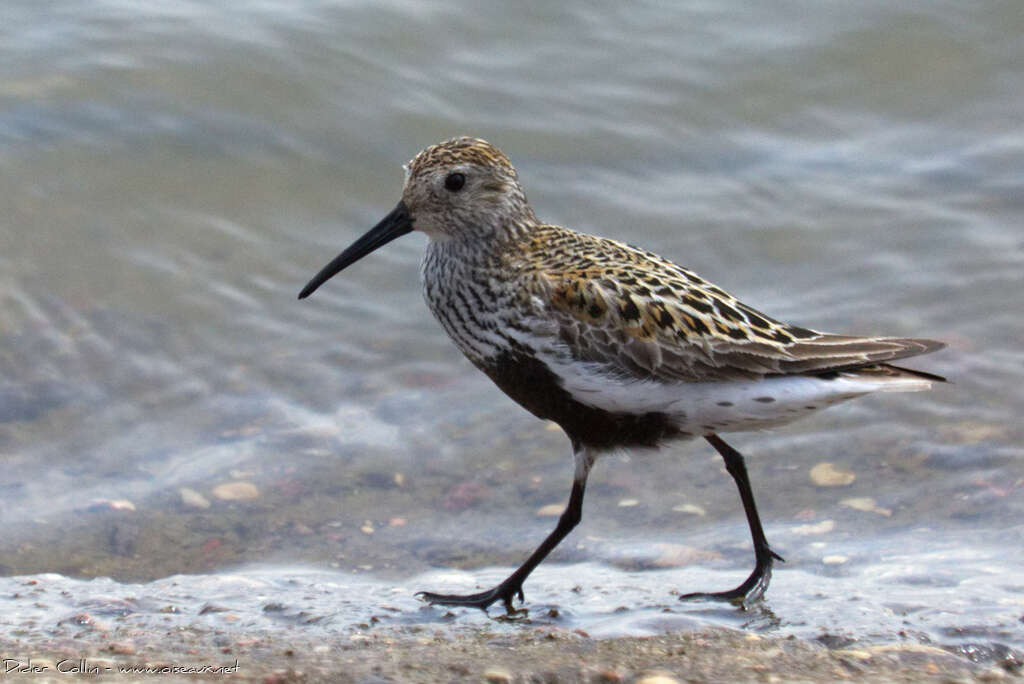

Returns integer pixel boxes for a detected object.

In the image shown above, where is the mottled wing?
[516,227,944,383]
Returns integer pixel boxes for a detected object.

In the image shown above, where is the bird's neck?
[426,215,538,266]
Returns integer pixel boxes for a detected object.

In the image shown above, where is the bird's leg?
[680,434,784,604]
[418,446,594,615]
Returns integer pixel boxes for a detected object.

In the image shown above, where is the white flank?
[539,352,935,434]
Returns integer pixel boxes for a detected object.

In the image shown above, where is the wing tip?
[903,337,946,356]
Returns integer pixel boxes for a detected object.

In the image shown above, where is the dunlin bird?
[299,137,944,614]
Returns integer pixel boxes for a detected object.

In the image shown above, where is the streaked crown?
[402,137,537,241]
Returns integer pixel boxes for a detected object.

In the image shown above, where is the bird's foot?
[416,579,527,617]
[679,548,784,606]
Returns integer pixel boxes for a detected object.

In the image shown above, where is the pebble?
[88,498,136,511]
[809,462,856,487]
[107,641,136,655]
[634,671,681,684]
[483,668,513,683]
[671,503,706,516]
[822,555,848,564]
[179,488,211,509]
[211,482,260,501]
[791,519,836,535]
[617,498,639,507]
[536,503,565,517]
[840,496,892,516]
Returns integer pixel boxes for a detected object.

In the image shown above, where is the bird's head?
[299,137,534,299]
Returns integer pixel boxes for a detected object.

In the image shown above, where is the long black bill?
[298,201,413,299]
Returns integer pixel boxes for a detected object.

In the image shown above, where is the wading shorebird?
[298,137,944,614]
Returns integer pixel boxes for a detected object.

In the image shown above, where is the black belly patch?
[477,351,685,450]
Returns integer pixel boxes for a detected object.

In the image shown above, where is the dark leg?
[680,434,784,603]
[417,447,594,615]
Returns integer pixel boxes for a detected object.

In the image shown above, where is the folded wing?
[516,228,944,384]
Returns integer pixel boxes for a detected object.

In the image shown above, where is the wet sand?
[3,623,1017,683]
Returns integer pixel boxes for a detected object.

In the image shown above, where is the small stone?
[180,488,211,509]
[822,555,848,564]
[635,671,681,684]
[791,519,835,535]
[393,472,406,487]
[536,503,565,517]
[671,503,706,516]
[864,643,952,657]
[617,498,639,507]
[88,498,136,512]
[211,482,260,501]
[360,523,374,535]
[107,641,136,655]
[810,462,856,487]
[841,497,892,516]
[484,667,513,683]
[388,517,407,527]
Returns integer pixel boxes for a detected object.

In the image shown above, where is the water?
[2,0,1022,663]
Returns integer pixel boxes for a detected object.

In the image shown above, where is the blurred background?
[1,0,1021,652]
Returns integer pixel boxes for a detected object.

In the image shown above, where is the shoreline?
[3,626,1015,683]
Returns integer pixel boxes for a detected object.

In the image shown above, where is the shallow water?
[2,0,1022,662]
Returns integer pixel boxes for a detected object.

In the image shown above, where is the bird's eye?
[444,172,466,192]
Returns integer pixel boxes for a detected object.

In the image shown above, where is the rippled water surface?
[2,0,1022,660]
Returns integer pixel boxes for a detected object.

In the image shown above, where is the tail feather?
[882,363,947,383]
[837,363,946,393]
